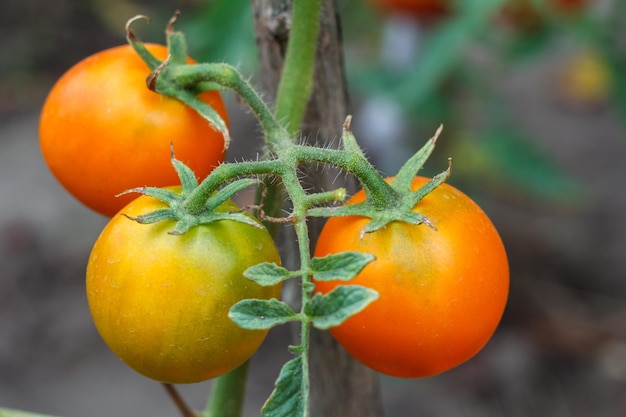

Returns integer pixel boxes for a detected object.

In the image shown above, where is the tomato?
[39,44,228,217]
[86,191,281,384]
[370,0,451,19]
[313,177,509,378]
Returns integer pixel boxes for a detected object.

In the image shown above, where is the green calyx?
[307,125,451,234]
[120,153,263,235]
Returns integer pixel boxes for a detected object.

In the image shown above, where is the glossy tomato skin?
[314,177,509,378]
[86,192,281,384]
[39,44,228,217]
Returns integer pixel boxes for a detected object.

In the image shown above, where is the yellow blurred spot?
[560,49,611,105]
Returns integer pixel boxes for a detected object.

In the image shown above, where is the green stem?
[203,362,249,417]
[182,159,285,214]
[286,170,314,416]
[273,0,322,134]
[289,145,397,208]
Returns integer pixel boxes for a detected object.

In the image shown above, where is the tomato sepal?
[171,157,199,194]
[121,208,178,225]
[307,126,454,234]
[205,178,259,212]
[125,15,162,71]
[125,13,231,151]
[159,86,231,151]
[391,124,441,191]
[117,156,265,234]
[400,158,451,209]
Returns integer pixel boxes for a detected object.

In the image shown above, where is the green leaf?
[244,262,294,286]
[262,356,306,417]
[229,299,298,330]
[305,285,379,330]
[310,252,375,282]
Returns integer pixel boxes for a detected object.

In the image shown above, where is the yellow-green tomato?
[86,192,282,384]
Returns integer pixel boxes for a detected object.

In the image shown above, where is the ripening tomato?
[370,0,451,19]
[86,191,281,384]
[314,177,509,378]
[39,44,228,217]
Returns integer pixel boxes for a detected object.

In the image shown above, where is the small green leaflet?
[305,285,379,330]
[229,298,298,330]
[262,356,306,417]
[244,262,294,286]
[310,251,375,281]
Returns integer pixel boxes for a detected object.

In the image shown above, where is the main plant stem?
[200,1,324,416]
[274,0,322,133]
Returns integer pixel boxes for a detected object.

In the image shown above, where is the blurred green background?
[2,0,626,416]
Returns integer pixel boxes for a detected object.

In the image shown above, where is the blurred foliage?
[5,0,624,205]
[336,0,624,206]
[166,0,623,207]
[179,0,257,73]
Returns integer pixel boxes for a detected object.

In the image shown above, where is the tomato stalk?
[202,362,248,417]
[163,384,196,417]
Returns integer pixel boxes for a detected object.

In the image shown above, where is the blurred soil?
[2,1,626,416]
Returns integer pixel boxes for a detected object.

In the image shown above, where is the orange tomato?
[39,44,228,217]
[314,177,509,378]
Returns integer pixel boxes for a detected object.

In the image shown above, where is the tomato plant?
[39,43,229,217]
[313,176,509,378]
[86,189,282,384]
[19,6,515,417]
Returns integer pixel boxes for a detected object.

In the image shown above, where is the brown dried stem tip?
[166,10,181,36]
[146,55,172,91]
[125,14,151,41]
